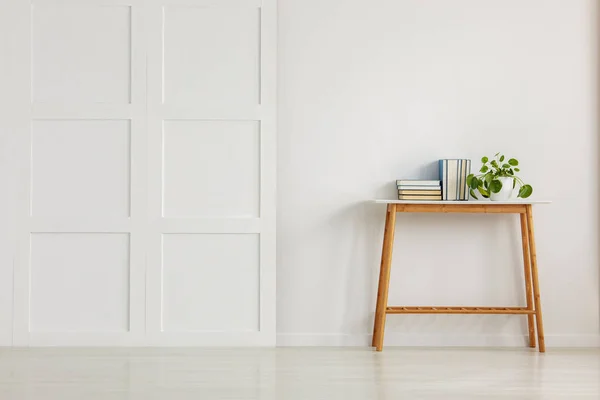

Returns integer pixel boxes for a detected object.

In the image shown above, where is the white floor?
[0,348,598,399]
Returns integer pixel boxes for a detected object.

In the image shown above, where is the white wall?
[278,0,599,346]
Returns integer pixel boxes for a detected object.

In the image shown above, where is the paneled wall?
[0,0,276,346]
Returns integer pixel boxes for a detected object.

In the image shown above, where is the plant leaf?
[502,163,511,169]
[469,177,479,190]
[470,189,478,200]
[491,160,499,168]
[467,174,473,187]
[478,186,490,197]
[484,173,493,187]
[481,156,489,163]
[518,184,533,198]
[507,169,514,175]
[500,155,505,162]
[514,168,520,172]
[508,158,519,166]
[513,179,517,189]
[480,165,489,173]
[494,152,500,157]
[489,179,503,193]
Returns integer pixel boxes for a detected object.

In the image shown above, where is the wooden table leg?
[526,205,545,353]
[520,212,536,348]
[372,204,397,351]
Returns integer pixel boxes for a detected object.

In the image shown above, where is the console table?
[372,200,550,352]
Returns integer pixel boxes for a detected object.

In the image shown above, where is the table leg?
[526,205,545,353]
[519,212,536,348]
[372,204,397,351]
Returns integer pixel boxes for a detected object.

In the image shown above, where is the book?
[459,160,466,200]
[447,160,458,201]
[397,185,442,190]
[439,160,447,200]
[398,195,442,200]
[459,159,471,200]
[396,180,440,186]
[398,189,442,195]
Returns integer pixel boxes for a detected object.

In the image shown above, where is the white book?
[398,185,442,190]
[447,160,459,201]
[459,160,466,200]
[464,159,471,200]
[396,180,441,186]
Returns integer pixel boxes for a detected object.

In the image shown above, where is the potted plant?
[467,153,533,201]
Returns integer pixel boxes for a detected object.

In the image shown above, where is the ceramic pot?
[490,177,515,201]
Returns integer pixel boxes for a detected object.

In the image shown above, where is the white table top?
[374,199,551,205]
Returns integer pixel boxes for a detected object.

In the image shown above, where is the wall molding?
[8,332,274,347]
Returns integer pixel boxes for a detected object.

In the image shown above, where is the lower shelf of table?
[386,306,535,315]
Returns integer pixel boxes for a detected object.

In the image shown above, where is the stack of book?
[438,159,471,200]
[396,180,442,200]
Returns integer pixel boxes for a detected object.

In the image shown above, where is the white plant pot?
[490,177,515,201]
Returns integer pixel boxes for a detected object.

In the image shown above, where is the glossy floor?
[0,347,598,399]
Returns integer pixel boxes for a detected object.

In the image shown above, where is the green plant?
[467,153,533,199]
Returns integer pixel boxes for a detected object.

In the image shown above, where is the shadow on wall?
[375,161,440,199]
[317,201,382,334]
[363,182,528,338]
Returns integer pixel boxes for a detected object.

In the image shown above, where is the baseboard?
[12,332,276,347]
[277,333,600,348]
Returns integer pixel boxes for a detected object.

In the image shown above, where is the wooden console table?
[372,200,550,352]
